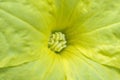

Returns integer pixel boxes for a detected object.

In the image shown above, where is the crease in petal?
[0,1,52,35]
[61,45,120,80]
[0,9,48,68]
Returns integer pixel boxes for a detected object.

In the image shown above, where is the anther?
[48,32,67,53]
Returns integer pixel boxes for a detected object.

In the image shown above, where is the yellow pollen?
[48,32,67,53]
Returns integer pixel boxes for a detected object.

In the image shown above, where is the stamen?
[48,32,67,53]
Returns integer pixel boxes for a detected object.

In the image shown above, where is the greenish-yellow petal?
[0,1,51,67]
[0,51,65,80]
[0,0,120,80]
[65,0,120,69]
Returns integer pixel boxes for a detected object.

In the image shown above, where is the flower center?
[48,32,67,53]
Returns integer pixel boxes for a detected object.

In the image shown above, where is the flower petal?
[65,0,120,69]
[0,51,65,80]
[77,23,120,69]
[63,54,120,80]
[60,45,120,80]
[0,1,52,34]
[50,0,90,31]
[0,2,50,67]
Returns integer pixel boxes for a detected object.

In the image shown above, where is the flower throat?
[48,32,67,53]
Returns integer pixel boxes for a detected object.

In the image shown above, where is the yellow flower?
[0,0,120,80]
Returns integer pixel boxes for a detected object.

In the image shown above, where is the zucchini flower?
[0,0,120,80]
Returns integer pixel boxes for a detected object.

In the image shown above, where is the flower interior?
[0,0,120,80]
[48,32,67,53]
